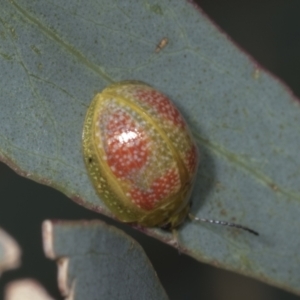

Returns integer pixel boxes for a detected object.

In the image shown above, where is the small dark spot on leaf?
[150,4,163,15]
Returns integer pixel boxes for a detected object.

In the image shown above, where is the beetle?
[82,81,258,235]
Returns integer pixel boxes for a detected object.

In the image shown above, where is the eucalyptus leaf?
[42,220,168,300]
[0,0,300,295]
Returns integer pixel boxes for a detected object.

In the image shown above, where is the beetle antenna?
[188,214,259,236]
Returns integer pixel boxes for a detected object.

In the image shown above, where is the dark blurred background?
[0,1,300,299]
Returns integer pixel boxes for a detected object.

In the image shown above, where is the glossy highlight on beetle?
[82,81,198,228]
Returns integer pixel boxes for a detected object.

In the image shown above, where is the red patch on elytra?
[130,168,180,210]
[135,89,185,127]
[104,111,150,178]
[185,145,198,173]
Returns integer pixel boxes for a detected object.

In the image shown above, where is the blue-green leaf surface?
[43,220,168,300]
[0,0,300,295]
